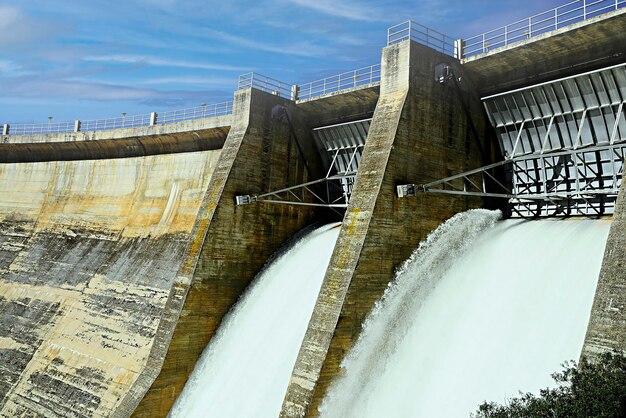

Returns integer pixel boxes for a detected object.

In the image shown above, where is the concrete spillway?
[0,151,220,417]
[170,223,340,418]
[319,210,611,418]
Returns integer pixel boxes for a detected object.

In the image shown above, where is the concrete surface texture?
[582,170,626,360]
[0,10,624,417]
[281,40,494,418]
[0,149,221,417]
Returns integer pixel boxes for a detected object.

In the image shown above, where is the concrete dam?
[1,2,625,417]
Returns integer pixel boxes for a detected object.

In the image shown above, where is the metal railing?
[387,20,457,57]
[237,72,295,99]
[81,113,152,132]
[297,64,381,101]
[3,101,233,135]
[8,121,75,135]
[463,0,626,57]
[158,101,233,124]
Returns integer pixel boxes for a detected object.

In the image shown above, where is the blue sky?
[1,0,564,123]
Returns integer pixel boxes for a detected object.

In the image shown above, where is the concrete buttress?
[131,88,322,418]
[280,40,496,418]
[582,168,626,359]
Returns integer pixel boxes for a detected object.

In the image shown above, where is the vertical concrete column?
[74,120,81,132]
[128,88,322,418]
[455,39,465,59]
[150,112,158,126]
[582,174,626,359]
[281,40,492,418]
[2,124,8,135]
[291,85,300,101]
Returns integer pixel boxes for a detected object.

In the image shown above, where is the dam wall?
[0,147,222,417]
[281,40,496,417]
[0,129,228,164]
[0,5,625,417]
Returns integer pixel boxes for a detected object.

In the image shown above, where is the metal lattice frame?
[398,143,625,217]
[480,63,625,216]
[397,64,626,217]
[236,119,371,209]
[484,64,626,157]
[235,174,355,208]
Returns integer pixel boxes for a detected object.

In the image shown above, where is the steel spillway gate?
[398,63,626,217]
[485,63,626,216]
[235,119,371,209]
[311,119,370,203]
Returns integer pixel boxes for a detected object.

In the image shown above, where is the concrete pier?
[130,88,323,417]
[582,175,626,359]
[280,40,494,418]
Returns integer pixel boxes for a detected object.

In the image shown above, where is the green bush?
[472,352,626,418]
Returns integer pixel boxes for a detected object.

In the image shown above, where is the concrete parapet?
[131,88,324,417]
[0,127,229,163]
[296,86,379,128]
[463,8,626,96]
[281,40,495,417]
[1,114,231,144]
[582,170,626,359]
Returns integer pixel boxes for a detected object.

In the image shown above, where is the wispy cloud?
[202,29,330,58]
[2,76,229,104]
[285,0,388,22]
[140,76,237,87]
[0,60,23,75]
[0,5,60,47]
[83,54,248,72]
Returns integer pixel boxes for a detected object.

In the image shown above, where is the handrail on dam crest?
[297,65,381,101]
[3,101,233,136]
[236,67,381,102]
[387,20,459,58]
[387,0,625,59]
[238,72,296,100]
[462,0,626,57]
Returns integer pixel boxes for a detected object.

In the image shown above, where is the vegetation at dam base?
[473,352,626,418]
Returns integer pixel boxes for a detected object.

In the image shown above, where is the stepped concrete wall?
[281,40,496,418]
[582,174,626,359]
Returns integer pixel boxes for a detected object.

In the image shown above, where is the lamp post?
[48,116,52,133]
[201,103,207,118]
[122,112,127,128]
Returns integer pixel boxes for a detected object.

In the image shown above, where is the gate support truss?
[397,143,626,217]
[235,173,355,208]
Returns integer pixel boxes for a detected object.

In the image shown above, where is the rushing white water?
[170,223,341,418]
[320,210,611,418]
